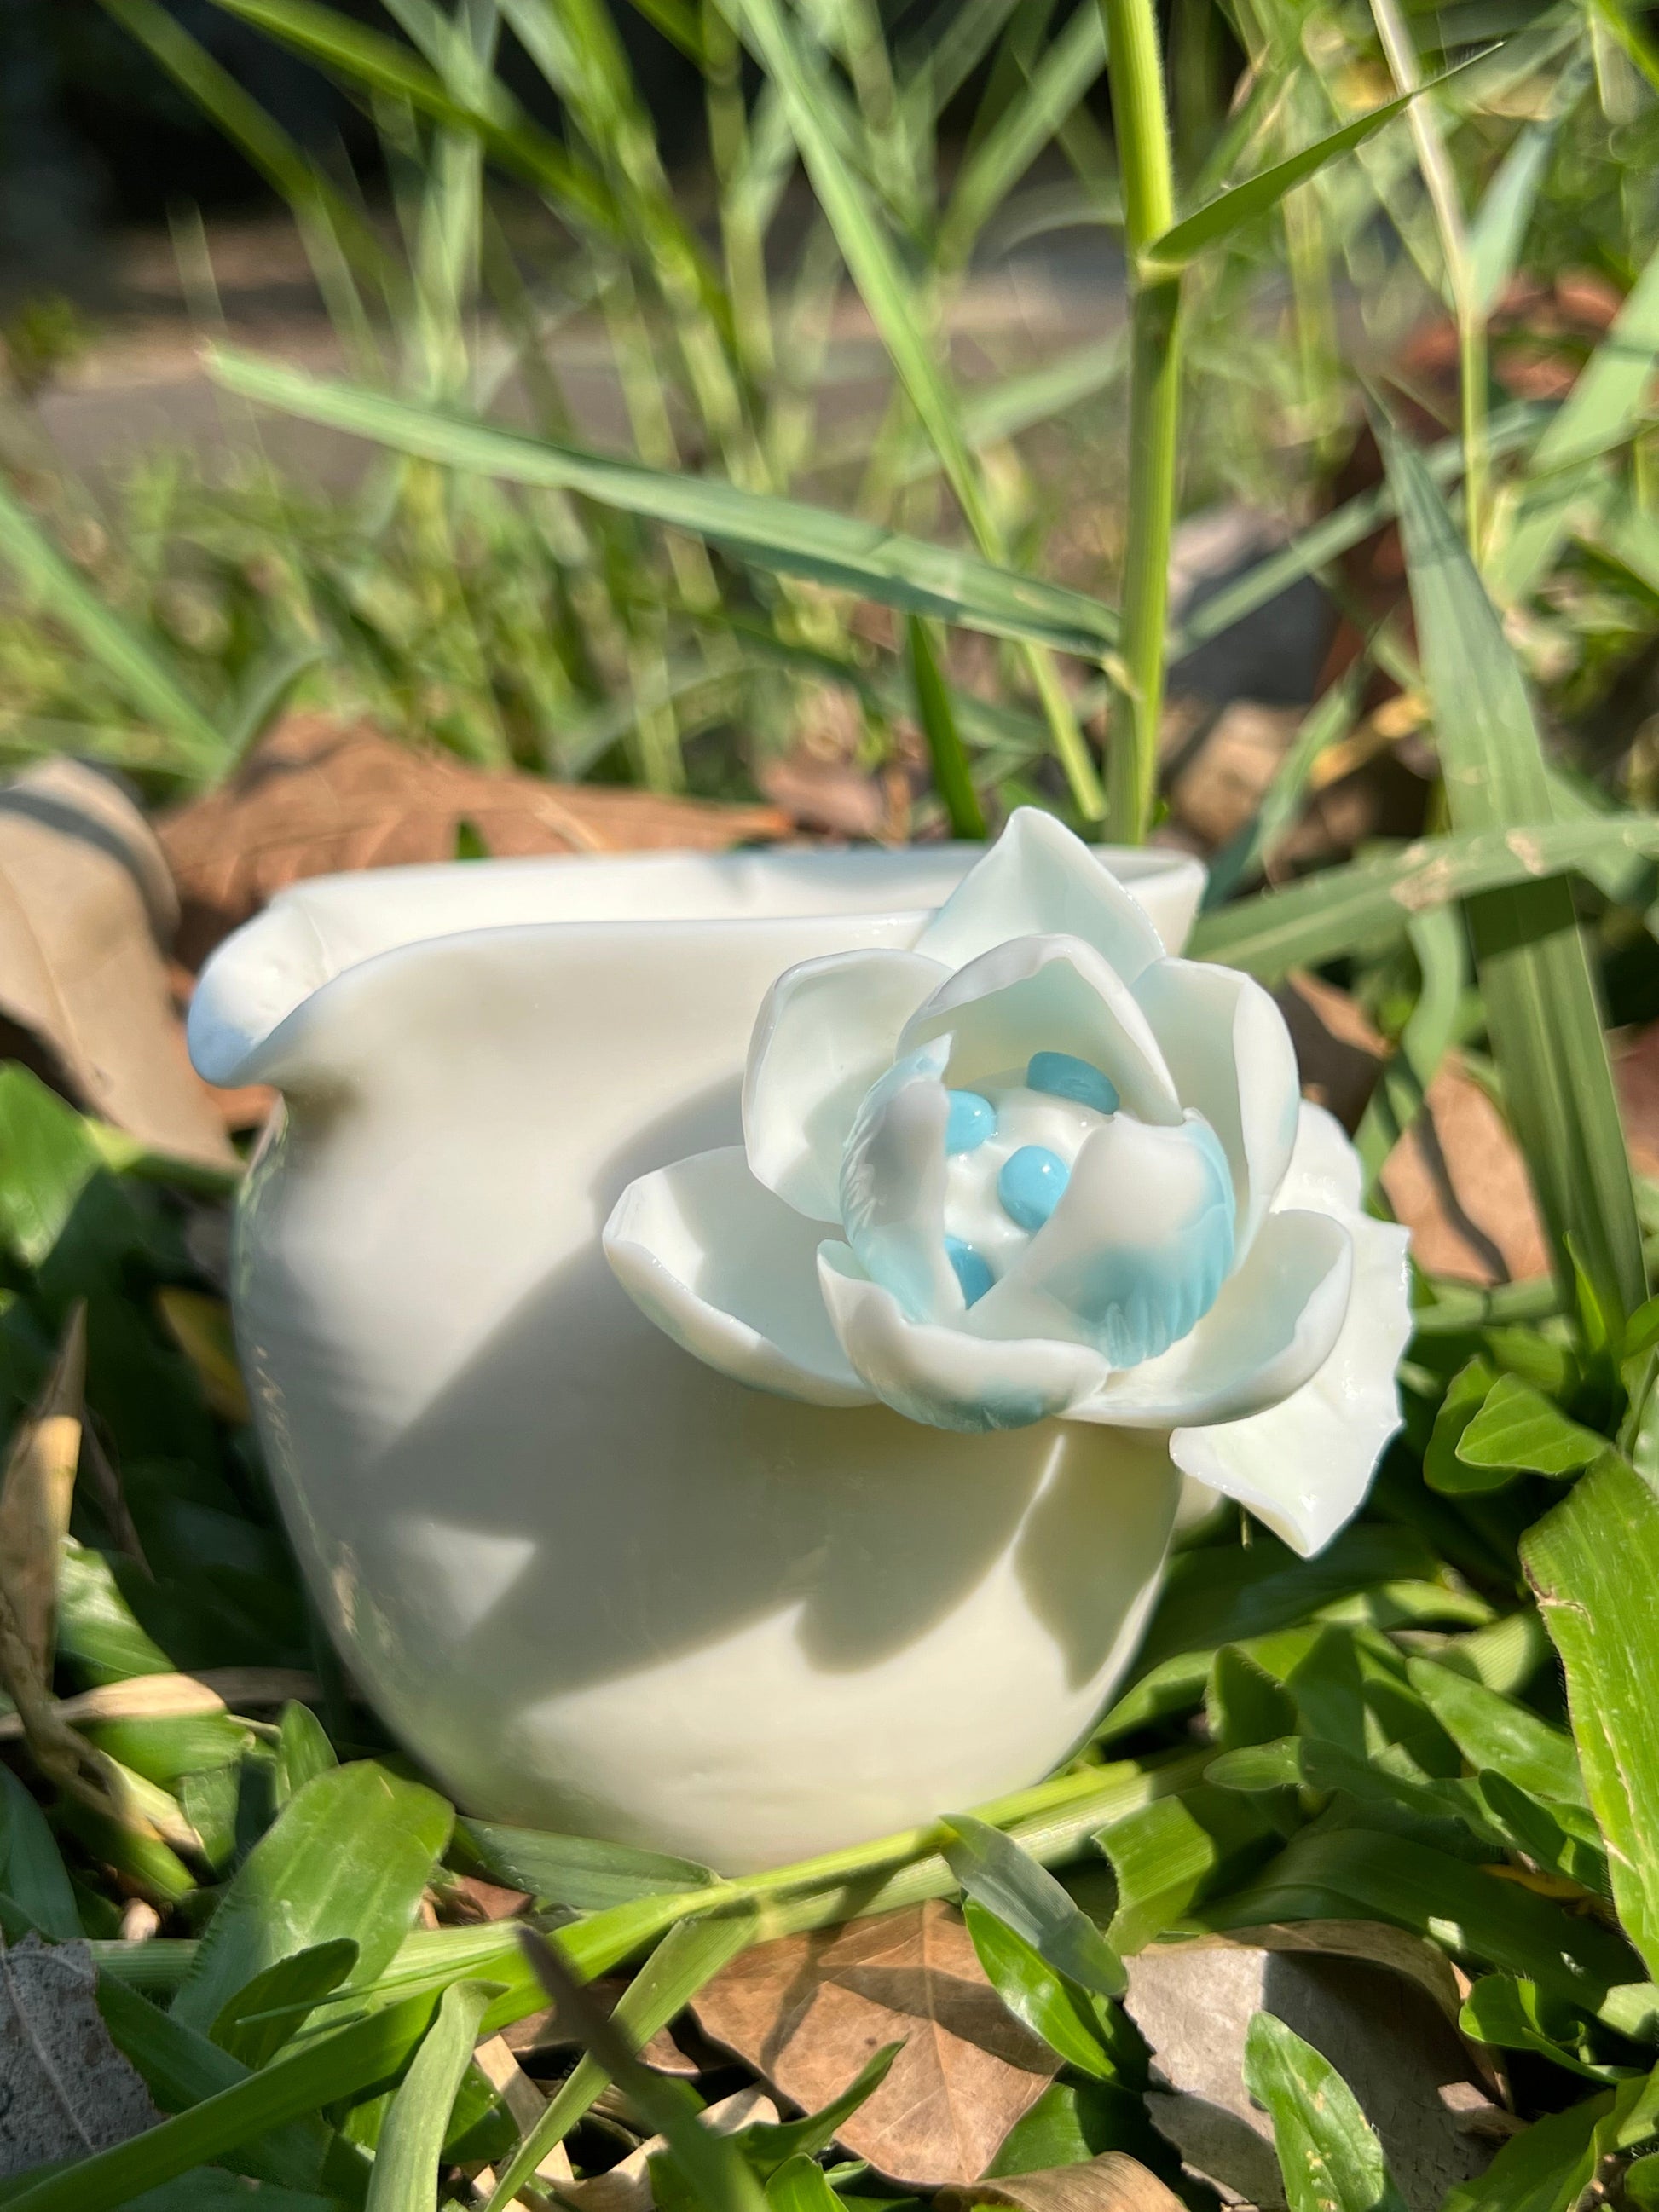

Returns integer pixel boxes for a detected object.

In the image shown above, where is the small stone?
[945,1090,997,1153]
[1026,1052,1119,1116]
[945,1236,994,1306]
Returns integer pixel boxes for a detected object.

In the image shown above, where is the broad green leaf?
[1491,240,1659,602]
[172,1762,453,2033]
[1523,1458,1659,1978]
[208,349,1122,660]
[942,1812,1124,1996]
[275,1702,337,1805]
[211,1938,359,2068]
[1388,428,1647,1322]
[1459,1975,1627,2081]
[1242,2012,1407,2212]
[1423,1357,1501,1493]
[483,1909,759,2212]
[460,1817,716,1909]
[0,1770,82,1942]
[1454,1374,1606,1476]
[1147,58,1482,270]
[1096,1785,1276,1951]
[1406,1658,1587,1807]
[1440,2087,1636,2212]
[1205,1735,1488,1842]
[1206,1646,1299,1752]
[0,1069,107,1268]
[1476,1772,1610,1894]
[366,1980,495,2212]
[962,1901,1124,2079]
[0,479,223,775]
[908,617,986,839]
[766,2157,844,2212]
[1203,1829,1639,2013]
[1188,814,1659,982]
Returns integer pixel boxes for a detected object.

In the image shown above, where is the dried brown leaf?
[1122,1931,1491,2212]
[0,1666,319,1742]
[1275,973,1387,1134]
[157,713,790,967]
[0,1933,160,2178]
[558,2087,777,2212]
[941,2154,1186,2212]
[0,759,235,1170]
[691,1901,1060,2187]
[1379,1059,1550,1285]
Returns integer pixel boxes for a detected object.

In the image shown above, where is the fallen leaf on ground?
[1169,702,1301,849]
[1123,1933,1492,2211]
[692,1900,1060,2187]
[0,1667,320,1742]
[1379,1060,1550,1284]
[1275,973,1386,1133]
[156,713,790,967]
[0,1933,161,2177]
[758,750,887,839]
[941,2153,1186,2212]
[0,759,235,1170]
[1616,1022,1659,1181]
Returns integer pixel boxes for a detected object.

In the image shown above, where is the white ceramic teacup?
[190,843,1205,1873]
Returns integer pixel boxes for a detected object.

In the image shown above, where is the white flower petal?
[818,1242,1107,1431]
[1134,956,1300,1253]
[1071,1206,1354,1427]
[968,1112,1234,1363]
[1275,1098,1365,1217]
[743,948,949,1222]
[915,808,1171,983]
[900,936,1182,1127]
[1170,1211,1411,1556]
[838,1042,961,1320]
[604,1148,873,1406]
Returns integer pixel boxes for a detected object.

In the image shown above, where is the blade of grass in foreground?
[206,348,1123,659]
[0,480,225,777]
[1387,428,1648,1323]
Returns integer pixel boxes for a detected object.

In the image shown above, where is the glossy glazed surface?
[193,845,1204,1870]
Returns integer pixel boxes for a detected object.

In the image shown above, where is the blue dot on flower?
[1026,1051,1119,1116]
[945,1235,993,1307]
[998,1145,1070,1233]
[945,1089,997,1153]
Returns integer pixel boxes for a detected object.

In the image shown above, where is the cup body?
[195,846,1200,1871]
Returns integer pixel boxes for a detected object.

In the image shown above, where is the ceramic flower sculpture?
[191,813,1408,1874]
[607,809,1411,1555]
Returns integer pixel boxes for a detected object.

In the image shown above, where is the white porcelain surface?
[191,845,1217,1871]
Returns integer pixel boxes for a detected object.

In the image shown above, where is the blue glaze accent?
[998,1146,1071,1233]
[945,1235,994,1307]
[1049,1118,1236,1366]
[945,1089,997,1153]
[1026,1050,1119,1116]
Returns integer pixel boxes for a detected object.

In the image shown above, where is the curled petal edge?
[817,1241,1108,1434]
[604,1148,875,1408]
[1170,1211,1412,1556]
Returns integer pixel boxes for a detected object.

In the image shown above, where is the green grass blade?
[0,478,224,776]
[1523,1458,1659,1982]
[1388,426,1648,1321]
[1189,814,1659,980]
[1352,904,1468,1189]
[100,0,392,293]
[1467,113,1564,315]
[207,347,1123,656]
[366,1981,496,2212]
[484,1912,759,2212]
[1201,665,1365,908]
[201,0,621,239]
[1147,55,1486,271]
[908,615,986,838]
[1490,237,1659,602]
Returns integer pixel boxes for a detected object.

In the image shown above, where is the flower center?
[939,1052,1120,1302]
